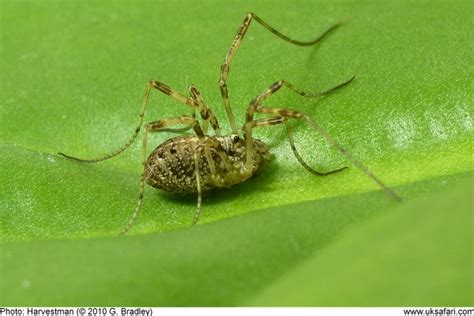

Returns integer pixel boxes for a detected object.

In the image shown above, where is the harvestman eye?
[58,13,402,236]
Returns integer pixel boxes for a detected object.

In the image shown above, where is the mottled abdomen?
[144,135,270,193]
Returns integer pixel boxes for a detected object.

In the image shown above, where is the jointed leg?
[246,76,355,122]
[220,12,344,134]
[240,116,282,174]
[152,82,222,136]
[249,105,402,203]
[242,77,354,174]
[192,150,202,225]
[284,119,347,176]
[58,80,217,163]
[189,85,221,136]
[58,81,154,162]
[119,115,204,236]
[242,116,346,176]
[58,80,195,162]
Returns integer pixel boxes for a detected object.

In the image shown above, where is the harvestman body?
[59,13,402,235]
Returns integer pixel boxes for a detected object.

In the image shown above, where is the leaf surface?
[0,0,472,306]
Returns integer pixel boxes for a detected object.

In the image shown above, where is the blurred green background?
[0,0,472,306]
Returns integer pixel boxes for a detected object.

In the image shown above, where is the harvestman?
[59,13,402,235]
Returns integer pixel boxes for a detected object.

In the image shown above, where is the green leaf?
[0,173,472,306]
[0,0,472,306]
[249,177,473,306]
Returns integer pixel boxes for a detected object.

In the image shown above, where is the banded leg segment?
[250,105,402,202]
[119,115,204,236]
[189,85,221,136]
[220,12,344,134]
[242,78,353,176]
[242,116,346,176]
[58,80,194,163]
[246,77,355,122]
[58,80,220,163]
[284,119,347,176]
[192,150,203,225]
[151,82,223,136]
[241,116,284,177]
[58,81,155,163]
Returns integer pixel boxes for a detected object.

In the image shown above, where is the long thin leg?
[119,115,204,236]
[192,150,202,225]
[153,82,223,137]
[58,80,208,163]
[249,105,402,203]
[241,116,283,175]
[58,81,154,162]
[242,77,353,175]
[188,85,221,136]
[242,116,346,176]
[246,77,355,122]
[220,12,344,134]
[285,119,347,176]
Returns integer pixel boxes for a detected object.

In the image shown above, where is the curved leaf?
[0,173,471,306]
[0,0,472,306]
